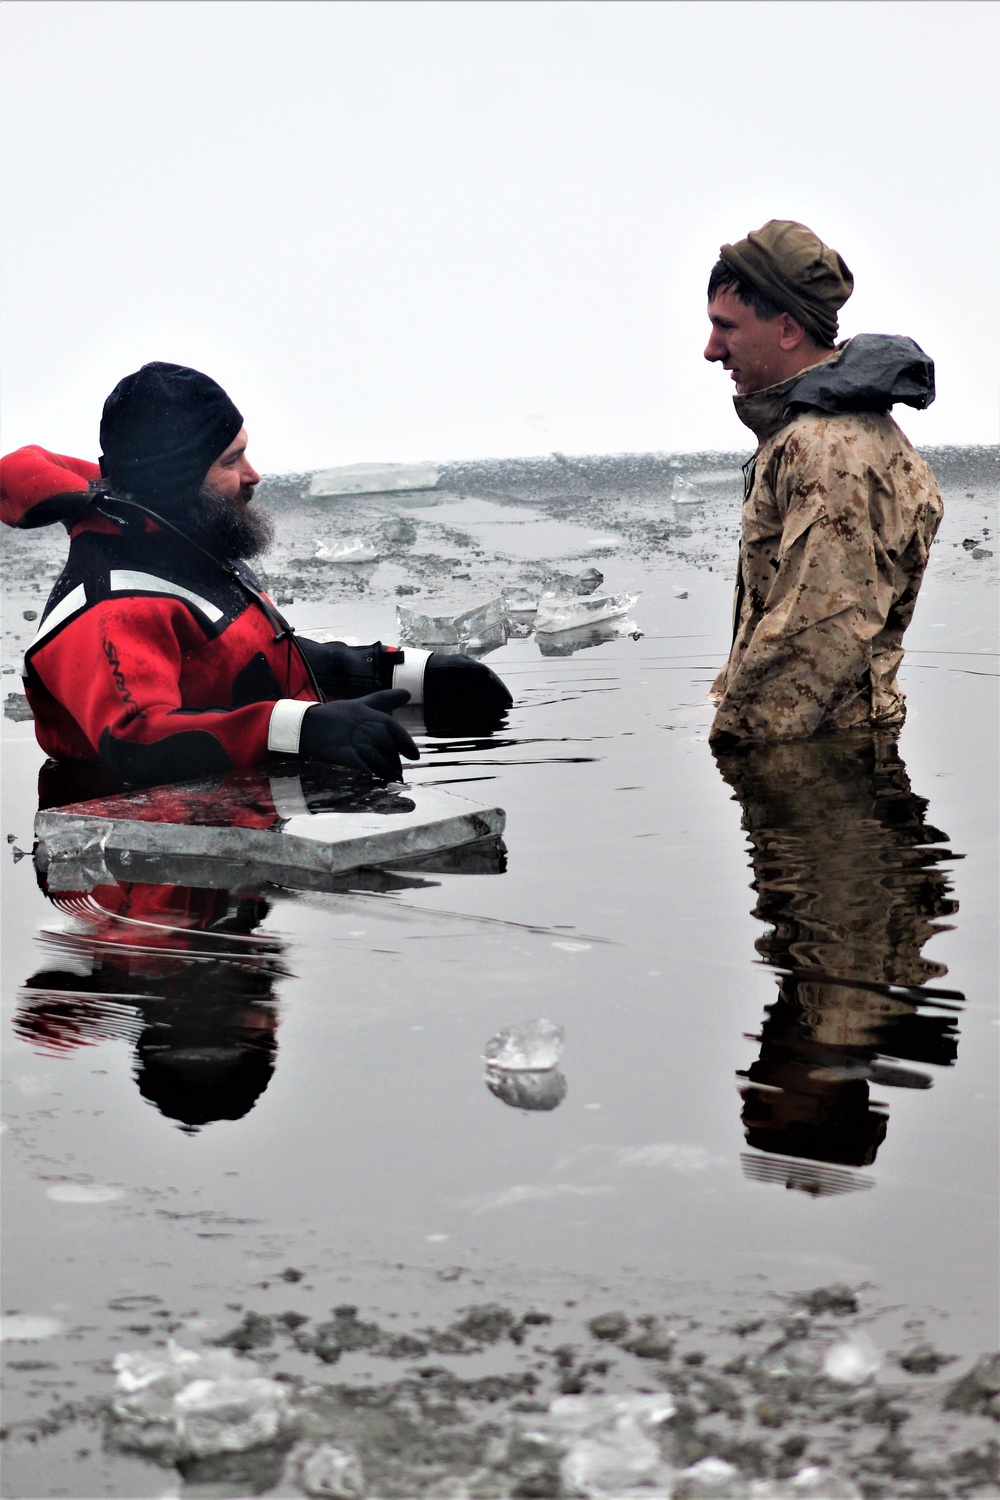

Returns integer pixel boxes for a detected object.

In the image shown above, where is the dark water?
[1,450,996,1495]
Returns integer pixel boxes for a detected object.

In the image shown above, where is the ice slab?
[483,1018,564,1071]
[309,462,441,497]
[534,592,639,634]
[35,773,505,894]
[397,595,507,649]
[313,537,379,563]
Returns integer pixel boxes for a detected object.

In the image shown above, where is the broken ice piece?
[503,591,538,619]
[671,476,702,504]
[397,596,507,648]
[483,1018,563,1071]
[313,538,379,563]
[534,592,638,634]
[822,1333,881,1385]
[570,567,604,596]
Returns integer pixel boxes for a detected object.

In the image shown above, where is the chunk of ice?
[569,567,604,595]
[397,595,507,648]
[504,591,538,619]
[314,538,379,563]
[110,1340,294,1461]
[534,592,638,634]
[539,1394,676,1496]
[309,462,441,496]
[0,1314,64,1342]
[483,1018,563,1071]
[298,1442,366,1497]
[46,1183,123,1204]
[174,1374,292,1458]
[673,1456,742,1496]
[822,1332,881,1385]
[671,476,704,504]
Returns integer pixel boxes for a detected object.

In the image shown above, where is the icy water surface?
[1,449,997,1497]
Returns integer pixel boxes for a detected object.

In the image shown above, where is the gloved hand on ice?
[423,653,513,731]
[299,691,419,780]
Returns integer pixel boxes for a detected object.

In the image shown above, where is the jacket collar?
[733,346,843,445]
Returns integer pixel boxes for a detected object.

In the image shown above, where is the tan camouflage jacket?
[710,370,943,743]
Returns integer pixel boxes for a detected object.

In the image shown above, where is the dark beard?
[193,484,274,561]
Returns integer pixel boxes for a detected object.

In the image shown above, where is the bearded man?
[1,362,511,786]
[703,220,943,744]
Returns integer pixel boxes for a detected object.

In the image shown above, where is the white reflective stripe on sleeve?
[27,584,88,653]
[392,647,431,704]
[268,698,314,754]
[269,775,310,819]
[108,570,225,624]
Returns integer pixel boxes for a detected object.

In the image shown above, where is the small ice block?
[533,592,639,634]
[397,595,507,648]
[313,537,379,562]
[483,1018,564,1071]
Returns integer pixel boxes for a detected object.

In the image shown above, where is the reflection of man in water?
[17,877,283,1132]
[704,220,943,743]
[714,732,963,1188]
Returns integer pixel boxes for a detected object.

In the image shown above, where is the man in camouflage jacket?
[703,220,942,743]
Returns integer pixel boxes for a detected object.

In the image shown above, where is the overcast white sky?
[2,1,997,473]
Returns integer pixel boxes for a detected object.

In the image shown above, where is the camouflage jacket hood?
[734,334,936,447]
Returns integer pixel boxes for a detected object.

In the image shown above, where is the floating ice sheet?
[534,592,639,634]
[309,462,441,496]
[35,774,505,893]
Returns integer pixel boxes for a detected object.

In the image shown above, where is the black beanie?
[99,362,244,505]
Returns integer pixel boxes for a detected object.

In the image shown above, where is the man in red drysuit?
[2,363,512,786]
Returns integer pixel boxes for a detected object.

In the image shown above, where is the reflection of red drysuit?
[2,447,403,784]
[19,872,282,1130]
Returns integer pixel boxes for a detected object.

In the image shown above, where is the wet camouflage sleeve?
[710,413,942,743]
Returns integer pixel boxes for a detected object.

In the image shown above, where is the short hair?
[707,258,785,322]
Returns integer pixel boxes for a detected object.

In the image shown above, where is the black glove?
[296,638,391,698]
[299,691,419,780]
[423,654,513,729]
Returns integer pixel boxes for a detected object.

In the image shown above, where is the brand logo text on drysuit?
[103,638,145,722]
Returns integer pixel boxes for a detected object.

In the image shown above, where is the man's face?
[197,428,271,560]
[704,290,791,395]
[202,428,260,505]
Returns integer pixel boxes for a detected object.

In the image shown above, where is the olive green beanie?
[720,220,854,346]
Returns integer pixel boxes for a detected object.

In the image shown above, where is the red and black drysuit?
[4,447,410,786]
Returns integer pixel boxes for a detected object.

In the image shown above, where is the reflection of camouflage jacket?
[710,335,942,742]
